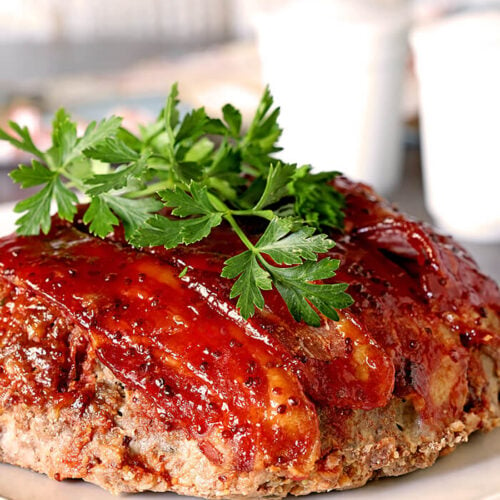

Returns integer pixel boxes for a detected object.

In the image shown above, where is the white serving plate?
[0,202,499,500]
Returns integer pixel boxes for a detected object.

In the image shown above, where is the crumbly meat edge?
[0,281,499,498]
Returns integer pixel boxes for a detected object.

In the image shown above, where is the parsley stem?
[149,154,171,163]
[144,129,164,146]
[224,212,256,251]
[4,84,351,327]
[60,169,88,193]
[256,253,274,274]
[206,193,257,251]
[124,180,174,199]
[253,176,274,211]
[230,209,274,221]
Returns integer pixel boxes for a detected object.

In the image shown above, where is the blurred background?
[0,0,498,278]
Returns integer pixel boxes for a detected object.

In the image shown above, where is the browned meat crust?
[0,179,499,497]
[0,275,499,497]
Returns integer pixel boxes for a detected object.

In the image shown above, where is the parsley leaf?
[132,182,222,247]
[9,160,54,188]
[13,182,54,235]
[50,108,78,166]
[3,84,352,327]
[84,154,148,195]
[83,196,119,237]
[222,104,242,138]
[12,171,78,234]
[53,177,79,221]
[8,108,123,235]
[184,137,214,163]
[104,195,163,238]
[131,213,222,248]
[84,137,140,163]
[176,107,208,142]
[0,121,45,160]
[68,116,122,164]
[256,218,334,264]
[266,259,353,326]
[164,83,180,132]
[240,86,282,171]
[221,251,272,318]
[48,111,122,168]
[221,217,349,323]
[253,162,296,210]
[291,167,345,229]
[160,183,217,217]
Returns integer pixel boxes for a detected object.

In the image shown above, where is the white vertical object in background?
[411,10,500,242]
[254,0,410,195]
[229,0,255,39]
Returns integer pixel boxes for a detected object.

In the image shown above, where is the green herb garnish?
[1,84,353,326]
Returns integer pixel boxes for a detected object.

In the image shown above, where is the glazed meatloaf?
[0,178,499,497]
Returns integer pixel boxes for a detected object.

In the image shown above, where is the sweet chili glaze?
[132,177,500,427]
[136,226,395,413]
[0,223,320,474]
[101,211,395,414]
[0,178,499,472]
[332,178,500,423]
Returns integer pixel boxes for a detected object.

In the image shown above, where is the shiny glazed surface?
[0,178,498,473]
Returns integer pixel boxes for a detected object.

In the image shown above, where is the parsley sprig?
[2,84,353,326]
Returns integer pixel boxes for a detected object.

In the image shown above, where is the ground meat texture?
[0,178,499,497]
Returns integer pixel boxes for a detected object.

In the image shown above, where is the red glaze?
[0,225,320,473]
[332,177,500,423]
[0,177,499,471]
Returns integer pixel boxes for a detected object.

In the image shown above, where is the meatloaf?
[0,178,499,497]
